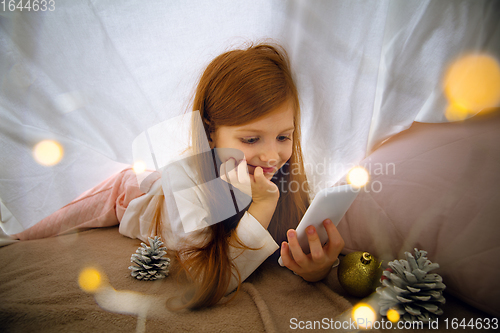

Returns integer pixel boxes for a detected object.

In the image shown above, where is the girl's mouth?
[261,166,276,173]
[248,164,276,174]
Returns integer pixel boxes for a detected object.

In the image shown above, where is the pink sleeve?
[14,168,147,240]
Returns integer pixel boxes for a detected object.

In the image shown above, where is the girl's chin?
[263,172,275,179]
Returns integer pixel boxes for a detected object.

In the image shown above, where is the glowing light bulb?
[444,54,500,121]
[347,166,369,188]
[133,161,147,174]
[33,140,63,166]
[352,303,376,329]
[78,267,103,293]
[386,308,400,323]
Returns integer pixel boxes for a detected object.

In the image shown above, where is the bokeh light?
[133,161,147,174]
[347,166,369,188]
[78,267,103,293]
[444,54,500,121]
[352,303,376,329]
[386,308,400,323]
[444,103,470,122]
[54,91,86,114]
[33,140,64,166]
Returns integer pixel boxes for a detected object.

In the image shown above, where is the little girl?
[14,43,344,309]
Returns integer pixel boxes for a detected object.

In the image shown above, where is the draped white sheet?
[1,0,499,233]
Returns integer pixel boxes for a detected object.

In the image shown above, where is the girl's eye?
[241,137,259,144]
[277,135,291,142]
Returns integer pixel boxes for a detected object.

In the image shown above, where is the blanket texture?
[0,227,493,332]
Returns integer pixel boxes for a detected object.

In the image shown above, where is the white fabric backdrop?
[1,0,499,232]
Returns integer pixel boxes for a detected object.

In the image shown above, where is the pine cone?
[376,248,445,323]
[129,236,170,281]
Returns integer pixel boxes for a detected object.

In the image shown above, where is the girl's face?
[212,103,295,180]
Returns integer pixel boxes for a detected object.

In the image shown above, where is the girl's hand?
[249,165,279,204]
[246,165,279,229]
[220,158,279,204]
[280,219,344,282]
[220,158,279,229]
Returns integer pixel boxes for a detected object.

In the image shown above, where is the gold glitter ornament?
[338,251,382,298]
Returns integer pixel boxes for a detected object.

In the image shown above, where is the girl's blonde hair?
[159,43,310,309]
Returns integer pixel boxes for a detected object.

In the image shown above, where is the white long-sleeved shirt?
[119,153,279,292]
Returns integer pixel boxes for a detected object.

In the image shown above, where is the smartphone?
[278,184,359,266]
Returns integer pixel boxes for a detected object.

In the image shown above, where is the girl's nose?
[259,144,280,164]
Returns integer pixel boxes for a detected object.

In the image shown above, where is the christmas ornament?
[129,236,170,280]
[338,251,382,298]
[377,248,445,323]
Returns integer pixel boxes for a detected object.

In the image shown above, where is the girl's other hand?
[280,219,344,282]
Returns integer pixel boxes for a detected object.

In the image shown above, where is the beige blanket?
[0,227,492,332]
